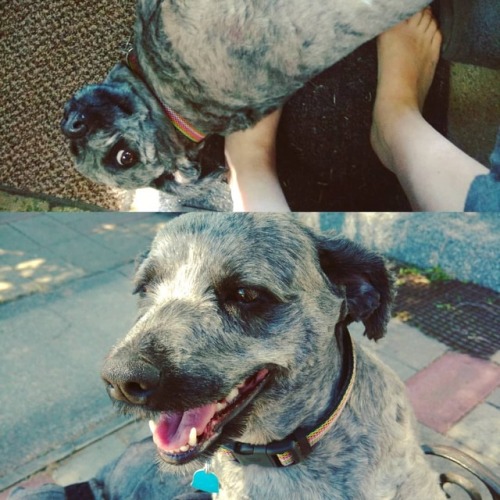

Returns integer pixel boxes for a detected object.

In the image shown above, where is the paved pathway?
[1,214,498,497]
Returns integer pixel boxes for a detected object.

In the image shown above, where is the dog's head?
[61,63,224,196]
[101,214,394,470]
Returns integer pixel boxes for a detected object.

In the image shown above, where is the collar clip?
[222,428,312,468]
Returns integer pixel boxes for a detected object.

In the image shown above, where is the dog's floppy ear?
[314,231,395,340]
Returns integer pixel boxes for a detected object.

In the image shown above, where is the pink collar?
[125,50,206,143]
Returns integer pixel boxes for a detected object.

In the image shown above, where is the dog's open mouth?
[149,368,270,464]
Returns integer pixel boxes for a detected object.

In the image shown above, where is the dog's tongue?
[153,403,217,452]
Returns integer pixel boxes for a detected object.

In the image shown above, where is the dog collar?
[220,326,356,468]
[125,49,206,143]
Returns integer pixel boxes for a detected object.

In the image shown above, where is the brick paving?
[406,352,500,433]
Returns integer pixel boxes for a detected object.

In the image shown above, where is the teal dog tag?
[191,468,220,494]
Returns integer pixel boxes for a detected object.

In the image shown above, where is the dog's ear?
[314,231,395,340]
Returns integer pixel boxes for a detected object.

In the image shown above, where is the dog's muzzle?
[101,347,272,464]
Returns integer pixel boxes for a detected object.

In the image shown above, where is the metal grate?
[391,263,500,360]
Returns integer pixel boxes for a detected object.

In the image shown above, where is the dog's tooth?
[179,445,189,452]
[216,402,227,412]
[226,388,239,403]
[149,420,157,434]
[189,427,197,447]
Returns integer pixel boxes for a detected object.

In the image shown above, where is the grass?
[396,264,453,285]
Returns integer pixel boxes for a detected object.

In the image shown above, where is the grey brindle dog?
[61,0,430,200]
[10,214,446,499]
[96,214,444,499]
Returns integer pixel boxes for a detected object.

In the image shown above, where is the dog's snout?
[101,355,160,406]
[61,111,89,139]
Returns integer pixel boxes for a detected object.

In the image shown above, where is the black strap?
[223,427,313,467]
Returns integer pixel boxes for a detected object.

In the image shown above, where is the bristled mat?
[0,0,137,209]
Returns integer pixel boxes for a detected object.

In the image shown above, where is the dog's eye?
[229,287,261,304]
[116,149,138,168]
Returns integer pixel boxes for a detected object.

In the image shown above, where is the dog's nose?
[101,355,160,406]
[61,111,89,139]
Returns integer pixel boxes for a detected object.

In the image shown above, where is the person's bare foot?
[370,8,442,171]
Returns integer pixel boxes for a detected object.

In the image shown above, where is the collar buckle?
[222,428,312,468]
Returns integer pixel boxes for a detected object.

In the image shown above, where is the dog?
[61,0,430,201]
[9,213,446,499]
[87,213,444,499]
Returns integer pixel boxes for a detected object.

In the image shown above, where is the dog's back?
[135,0,431,131]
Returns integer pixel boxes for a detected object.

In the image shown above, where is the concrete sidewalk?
[0,214,176,490]
[1,213,498,497]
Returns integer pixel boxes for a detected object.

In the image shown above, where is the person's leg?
[370,8,489,211]
[224,109,290,212]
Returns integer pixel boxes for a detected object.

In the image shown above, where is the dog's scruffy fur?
[89,213,444,499]
[61,0,430,199]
